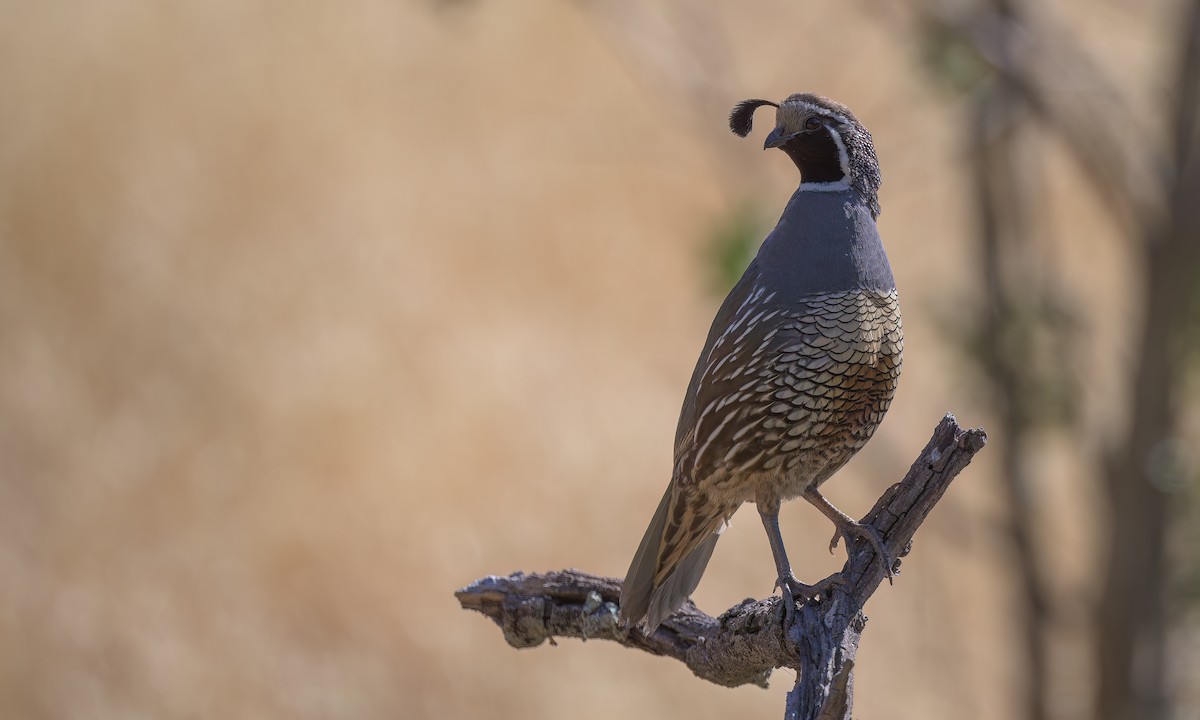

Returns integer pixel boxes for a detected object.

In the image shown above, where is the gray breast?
[757,189,895,296]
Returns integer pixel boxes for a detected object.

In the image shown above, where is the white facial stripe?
[823,125,851,178]
[788,100,853,128]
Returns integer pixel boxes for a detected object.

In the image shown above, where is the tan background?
[0,1,1183,718]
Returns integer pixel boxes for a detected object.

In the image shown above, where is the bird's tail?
[619,487,722,633]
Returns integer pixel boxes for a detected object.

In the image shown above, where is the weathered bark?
[457,414,987,719]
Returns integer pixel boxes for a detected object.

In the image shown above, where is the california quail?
[619,93,903,632]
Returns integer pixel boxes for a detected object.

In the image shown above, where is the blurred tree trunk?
[968,85,1051,720]
[921,1,1200,718]
[1098,4,1200,719]
[966,39,1053,720]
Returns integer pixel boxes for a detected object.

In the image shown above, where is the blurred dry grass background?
[0,1,1195,719]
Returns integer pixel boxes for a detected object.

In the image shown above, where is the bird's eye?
[804,117,823,131]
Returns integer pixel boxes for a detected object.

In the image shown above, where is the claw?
[838,520,896,583]
[775,573,816,629]
[778,577,798,628]
[776,572,845,621]
[802,488,898,585]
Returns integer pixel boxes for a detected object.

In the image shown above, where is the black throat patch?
[779,126,845,184]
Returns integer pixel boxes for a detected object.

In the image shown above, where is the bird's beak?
[763,126,798,149]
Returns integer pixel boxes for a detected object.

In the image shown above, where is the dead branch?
[456,413,987,719]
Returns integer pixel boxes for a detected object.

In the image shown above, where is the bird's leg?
[757,493,842,625]
[802,486,896,583]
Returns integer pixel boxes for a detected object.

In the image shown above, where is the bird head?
[730,93,882,216]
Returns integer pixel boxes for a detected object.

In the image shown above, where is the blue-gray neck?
[755,187,894,297]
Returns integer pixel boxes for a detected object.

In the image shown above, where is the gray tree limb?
[456,414,987,719]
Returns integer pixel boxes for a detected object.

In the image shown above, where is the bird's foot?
[774,573,845,627]
[828,520,896,584]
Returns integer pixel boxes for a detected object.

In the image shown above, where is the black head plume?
[729,99,779,137]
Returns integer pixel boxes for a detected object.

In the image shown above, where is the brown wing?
[655,288,903,583]
[654,268,788,586]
